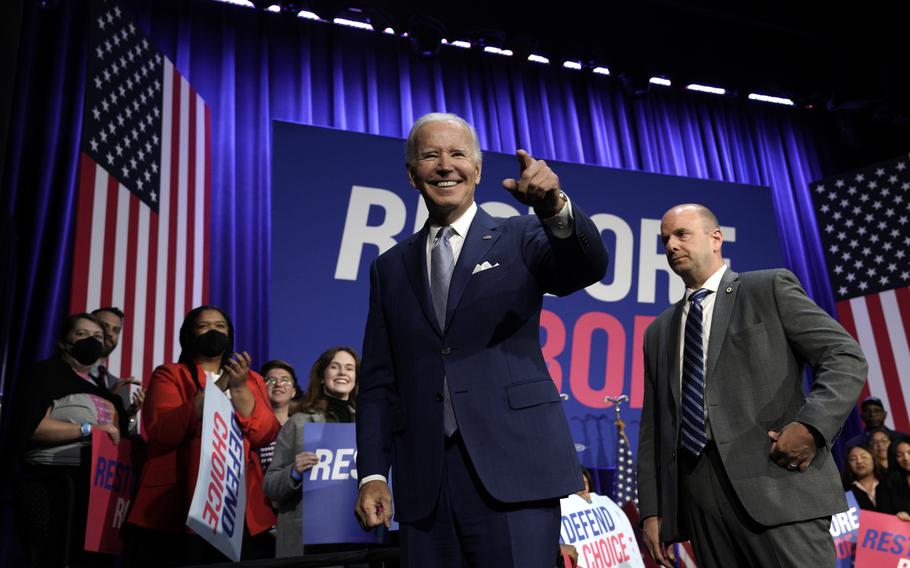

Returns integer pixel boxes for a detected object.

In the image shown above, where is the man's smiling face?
[407,120,482,225]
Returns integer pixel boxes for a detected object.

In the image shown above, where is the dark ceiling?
[298,0,906,122]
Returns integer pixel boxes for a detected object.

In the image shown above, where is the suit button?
[441,347,452,355]
[435,393,444,402]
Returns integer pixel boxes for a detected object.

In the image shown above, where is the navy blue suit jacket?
[356,204,609,523]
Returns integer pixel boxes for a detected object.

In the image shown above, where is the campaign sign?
[186,380,246,561]
[832,492,861,567]
[271,122,786,470]
[84,432,136,554]
[302,423,396,544]
[855,510,910,567]
[559,492,644,568]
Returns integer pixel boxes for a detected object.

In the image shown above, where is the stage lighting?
[686,83,726,95]
[592,66,610,76]
[563,61,582,70]
[334,17,373,31]
[528,54,550,64]
[485,46,513,57]
[748,93,795,106]
[213,0,255,7]
[650,77,672,86]
[442,39,472,49]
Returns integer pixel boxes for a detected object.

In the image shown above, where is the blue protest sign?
[301,423,396,544]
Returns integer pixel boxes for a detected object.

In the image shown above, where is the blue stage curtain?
[2,0,859,448]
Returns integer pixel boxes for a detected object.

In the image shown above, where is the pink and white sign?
[85,432,136,554]
[186,380,246,561]
[855,510,910,568]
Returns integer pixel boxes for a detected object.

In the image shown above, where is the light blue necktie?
[431,226,458,436]
[681,288,711,456]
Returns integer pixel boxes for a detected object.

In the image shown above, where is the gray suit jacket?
[637,268,867,542]
[262,411,326,558]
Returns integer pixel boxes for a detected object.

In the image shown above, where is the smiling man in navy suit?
[354,113,608,566]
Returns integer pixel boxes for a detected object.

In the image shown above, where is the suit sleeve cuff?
[359,474,387,489]
[540,192,574,239]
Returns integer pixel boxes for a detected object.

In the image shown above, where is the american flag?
[809,154,910,432]
[69,0,211,383]
[675,541,698,568]
[613,424,638,507]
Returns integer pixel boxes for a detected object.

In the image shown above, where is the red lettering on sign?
[570,312,625,408]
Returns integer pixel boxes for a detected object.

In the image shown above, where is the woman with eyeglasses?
[263,346,359,558]
[258,360,303,472]
[125,305,279,566]
[869,426,892,473]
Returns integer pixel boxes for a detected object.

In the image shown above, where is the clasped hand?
[195,352,253,417]
[768,421,818,472]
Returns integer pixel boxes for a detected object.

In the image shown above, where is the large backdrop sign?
[270,122,786,469]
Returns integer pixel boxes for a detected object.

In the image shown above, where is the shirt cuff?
[290,468,303,482]
[359,474,387,489]
[540,192,574,239]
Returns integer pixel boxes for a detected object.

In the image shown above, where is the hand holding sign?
[294,451,319,474]
[501,149,566,218]
[97,421,121,445]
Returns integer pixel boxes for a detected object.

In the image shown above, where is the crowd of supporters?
[11,307,910,567]
[11,306,360,567]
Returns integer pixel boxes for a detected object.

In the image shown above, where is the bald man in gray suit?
[637,204,867,567]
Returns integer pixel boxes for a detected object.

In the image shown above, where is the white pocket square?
[472,261,500,275]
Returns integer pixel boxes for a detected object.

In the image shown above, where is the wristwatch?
[80,422,92,438]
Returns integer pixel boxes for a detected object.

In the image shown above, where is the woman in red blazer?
[125,305,279,565]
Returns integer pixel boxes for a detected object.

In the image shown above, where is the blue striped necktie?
[681,288,711,456]
[431,226,458,436]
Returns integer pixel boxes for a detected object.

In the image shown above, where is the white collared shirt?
[424,197,575,280]
[677,264,727,431]
[360,196,575,489]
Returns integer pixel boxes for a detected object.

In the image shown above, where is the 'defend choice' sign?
[187,380,247,561]
[559,493,643,568]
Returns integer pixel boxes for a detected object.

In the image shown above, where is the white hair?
[405,112,482,168]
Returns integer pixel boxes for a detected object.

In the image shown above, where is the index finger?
[515,149,534,171]
[382,500,393,528]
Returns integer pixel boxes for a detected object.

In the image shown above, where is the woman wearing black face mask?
[11,313,128,566]
[124,305,279,566]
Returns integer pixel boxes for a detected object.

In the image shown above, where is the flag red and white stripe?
[836,288,910,433]
[809,154,910,433]
[675,541,698,568]
[70,2,210,383]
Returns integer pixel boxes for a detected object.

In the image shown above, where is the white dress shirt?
[677,264,727,437]
[359,196,575,489]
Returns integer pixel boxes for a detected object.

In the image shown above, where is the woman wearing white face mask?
[12,313,128,566]
[264,346,359,558]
